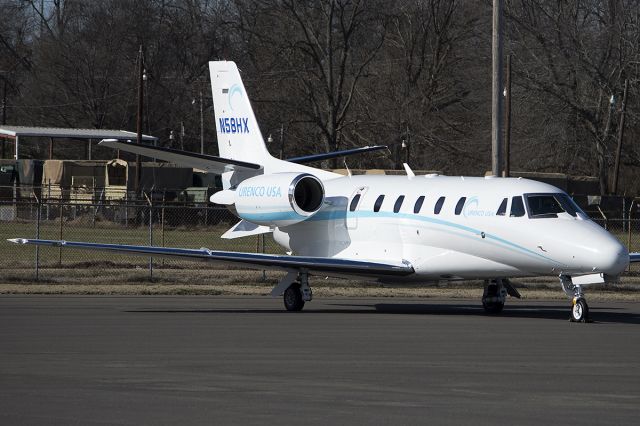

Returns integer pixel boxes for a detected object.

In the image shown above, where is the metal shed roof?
[0,125,157,141]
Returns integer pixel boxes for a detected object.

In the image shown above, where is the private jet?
[10,61,638,322]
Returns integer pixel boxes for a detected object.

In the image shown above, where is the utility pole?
[405,124,410,164]
[180,121,185,150]
[279,124,284,159]
[199,89,204,154]
[1,76,6,159]
[135,44,144,195]
[491,0,504,177]
[612,79,629,195]
[503,54,512,177]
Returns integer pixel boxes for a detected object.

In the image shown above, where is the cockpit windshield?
[525,193,588,219]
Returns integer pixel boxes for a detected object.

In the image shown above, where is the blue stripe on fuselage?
[238,208,559,265]
[311,209,560,265]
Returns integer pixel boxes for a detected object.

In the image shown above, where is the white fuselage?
[273,174,628,282]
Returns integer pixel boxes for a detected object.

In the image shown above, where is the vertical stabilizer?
[210,61,272,165]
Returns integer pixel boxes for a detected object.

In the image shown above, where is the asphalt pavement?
[1,295,639,425]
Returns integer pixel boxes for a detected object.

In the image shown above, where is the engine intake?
[234,173,325,227]
[289,174,324,215]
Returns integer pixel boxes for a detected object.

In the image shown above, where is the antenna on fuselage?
[343,159,352,177]
[403,163,415,179]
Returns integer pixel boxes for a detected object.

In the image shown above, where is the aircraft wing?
[629,253,640,263]
[99,139,262,173]
[7,238,415,278]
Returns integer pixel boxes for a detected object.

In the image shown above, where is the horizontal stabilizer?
[287,145,387,164]
[8,238,415,278]
[221,220,271,239]
[99,139,262,173]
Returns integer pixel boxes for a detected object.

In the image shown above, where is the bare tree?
[230,0,389,166]
[1,0,638,186]
[506,0,640,193]
[360,0,482,171]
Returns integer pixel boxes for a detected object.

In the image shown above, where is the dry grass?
[2,268,640,301]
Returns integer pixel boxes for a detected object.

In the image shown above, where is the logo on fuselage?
[238,186,282,198]
[463,196,495,218]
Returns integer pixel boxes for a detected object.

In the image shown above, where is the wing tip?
[7,238,28,244]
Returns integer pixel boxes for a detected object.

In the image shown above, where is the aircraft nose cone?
[593,237,628,275]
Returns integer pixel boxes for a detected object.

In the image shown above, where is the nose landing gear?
[560,275,589,322]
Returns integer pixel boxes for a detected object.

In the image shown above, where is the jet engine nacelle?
[234,173,325,227]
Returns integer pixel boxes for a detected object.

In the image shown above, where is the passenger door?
[347,187,368,230]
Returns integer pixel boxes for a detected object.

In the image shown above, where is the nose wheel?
[571,297,589,322]
[560,275,590,322]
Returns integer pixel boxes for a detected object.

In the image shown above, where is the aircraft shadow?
[126,302,640,324]
[365,303,640,324]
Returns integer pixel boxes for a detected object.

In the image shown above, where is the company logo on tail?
[218,84,249,134]
[228,84,243,111]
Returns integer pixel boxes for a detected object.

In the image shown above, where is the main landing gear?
[560,275,589,322]
[482,279,521,314]
[272,271,313,312]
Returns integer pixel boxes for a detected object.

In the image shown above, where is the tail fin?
[210,61,273,165]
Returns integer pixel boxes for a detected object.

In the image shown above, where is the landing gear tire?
[482,279,506,314]
[571,297,589,322]
[483,301,505,314]
[284,283,305,312]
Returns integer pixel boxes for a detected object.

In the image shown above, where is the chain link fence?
[2,196,640,282]
[0,197,284,281]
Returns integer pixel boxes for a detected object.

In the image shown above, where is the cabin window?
[454,197,466,215]
[414,196,425,214]
[374,195,385,212]
[434,196,445,214]
[349,194,361,212]
[510,196,525,217]
[393,195,405,213]
[496,198,507,216]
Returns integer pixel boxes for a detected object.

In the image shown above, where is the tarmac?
[1,295,639,425]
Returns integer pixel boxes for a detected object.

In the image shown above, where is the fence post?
[144,192,153,281]
[622,198,627,233]
[34,194,40,281]
[261,234,266,281]
[58,198,63,265]
[628,199,637,272]
[46,180,51,220]
[161,204,165,267]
